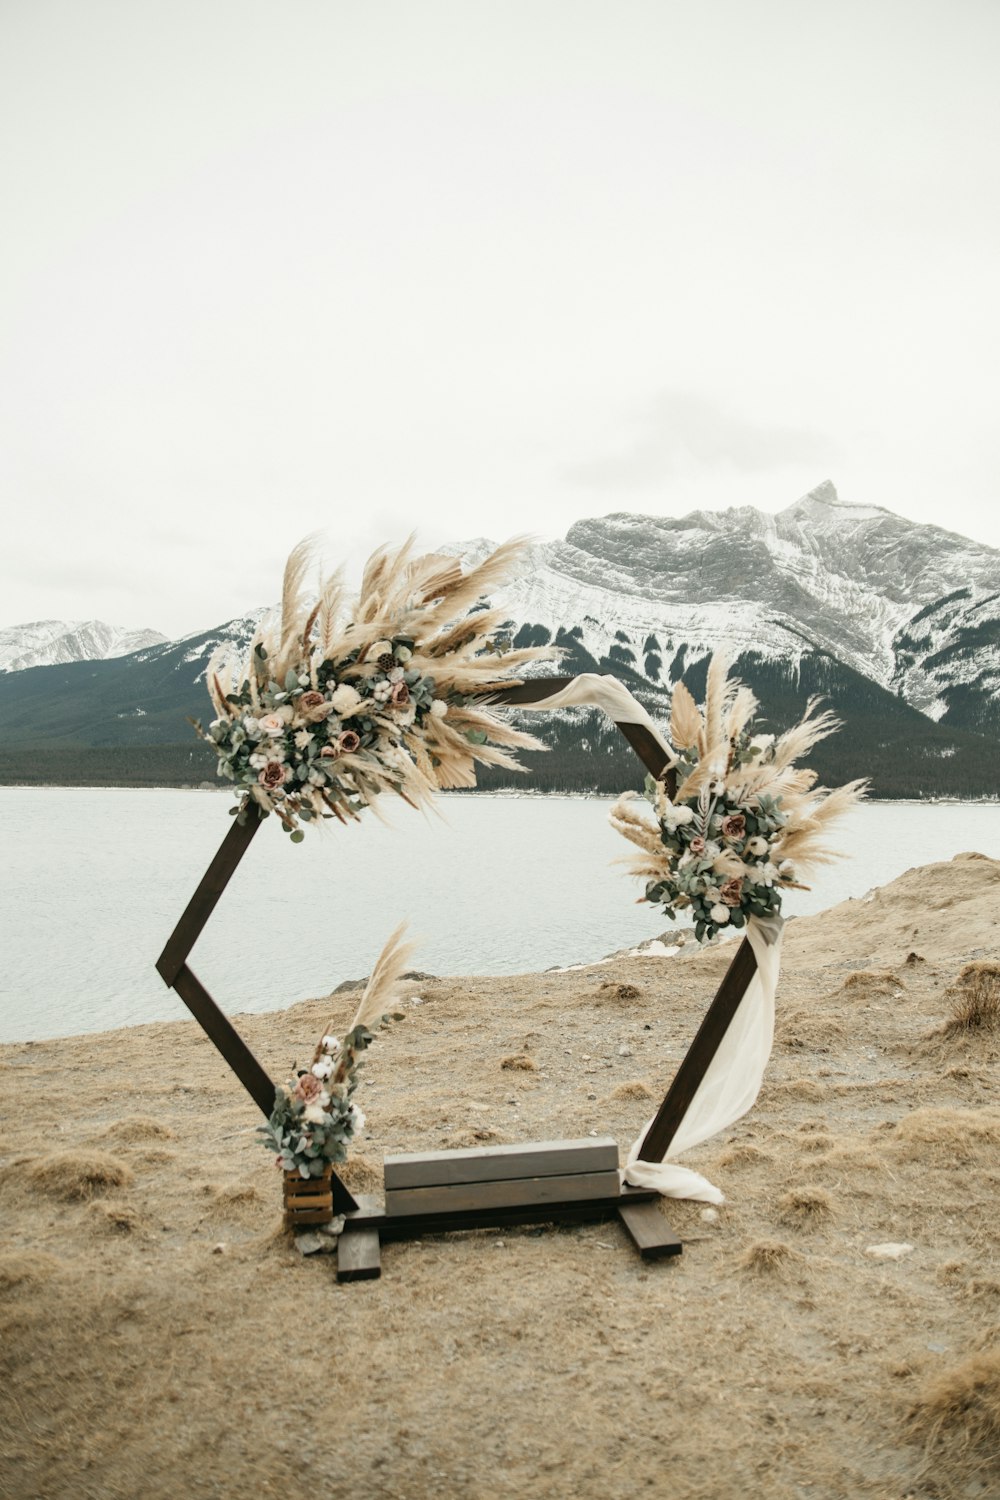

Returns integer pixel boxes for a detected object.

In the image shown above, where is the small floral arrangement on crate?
[611,654,865,942]
[259,927,415,1225]
[198,537,553,839]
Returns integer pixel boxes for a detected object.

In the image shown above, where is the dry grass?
[1,853,998,1500]
[500,1053,538,1071]
[777,1186,835,1228]
[10,1151,134,1201]
[103,1115,178,1144]
[889,1107,1000,1166]
[907,1350,1000,1485]
[718,1143,771,1168]
[941,960,1000,1036]
[598,981,643,1002]
[609,1080,653,1101]
[0,1250,63,1292]
[842,969,904,997]
[737,1239,806,1277]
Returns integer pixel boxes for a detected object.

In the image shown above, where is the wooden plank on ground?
[337,1229,382,1282]
[617,1199,683,1260]
[383,1137,618,1190]
[385,1168,621,1218]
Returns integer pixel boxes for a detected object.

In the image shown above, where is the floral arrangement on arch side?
[611,654,866,943]
[197,536,554,838]
[259,925,416,1179]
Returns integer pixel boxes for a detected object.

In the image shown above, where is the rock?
[618,1044,634,1057]
[294,1216,345,1255]
[865,1242,914,1261]
[700,1208,720,1225]
[211,1242,226,1254]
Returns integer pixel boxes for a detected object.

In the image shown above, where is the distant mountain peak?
[0,619,167,674]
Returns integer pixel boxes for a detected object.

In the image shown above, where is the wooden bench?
[335,1137,682,1281]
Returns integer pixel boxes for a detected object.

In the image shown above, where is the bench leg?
[617,1200,682,1260]
[337,1228,382,1282]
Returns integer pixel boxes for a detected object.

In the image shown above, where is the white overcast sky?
[2,0,998,638]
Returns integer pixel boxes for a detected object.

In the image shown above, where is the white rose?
[330,684,364,717]
[388,666,405,684]
[258,712,286,736]
[709,904,730,924]
[430,699,449,718]
[395,645,412,663]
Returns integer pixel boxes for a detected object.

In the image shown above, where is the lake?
[3,787,999,1041]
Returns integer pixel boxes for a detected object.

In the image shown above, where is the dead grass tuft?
[205,1181,267,1223]
[842,969,904,997]
[767,1079,827,1101]
[777,1187,834,1227]
[0,1250,64,1293]
[718,1143,771,1168]
[21,1151,134,1201]
[890,1107,1000,1166]
[440,1127,507,1149]
[907,1350,1000,1480]
[738,1239,805,1277]
[940,961,1000,1036]
[336,1155,384,1193]
[598,981,643,1002]
[609,1080,653,1101]
[104,1116,178,1145]
[87,1200,142,1234]
[500,1053,538,1071]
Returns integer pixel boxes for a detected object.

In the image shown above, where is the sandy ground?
[2,852,999,1500]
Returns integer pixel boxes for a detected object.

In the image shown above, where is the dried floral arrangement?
[197,536,553,838]
[611,655,865,943]
[259,926,417,1178]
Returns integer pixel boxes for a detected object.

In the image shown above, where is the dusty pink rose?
[720,814,746,840]
[319,745,338,758]
[298,690,333,722]
[689,835,706,855]
[258,760,288,790]
[720,877,744,906]
[338,730,361,753]
[293,1073,322,1103]
[389,680,410,708]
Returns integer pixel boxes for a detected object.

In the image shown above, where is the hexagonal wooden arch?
[156,677,760,1277]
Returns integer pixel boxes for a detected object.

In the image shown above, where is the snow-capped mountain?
[0,619,167,674]
[476,481,1000,736]
[0,483,996,794]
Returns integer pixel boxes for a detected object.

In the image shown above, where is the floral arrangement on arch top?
[199,537,554,837]
[611,654,866,943]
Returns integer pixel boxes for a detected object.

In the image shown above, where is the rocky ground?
[2,853,999,1500]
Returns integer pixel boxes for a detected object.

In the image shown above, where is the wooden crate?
[283,1167,335,1228]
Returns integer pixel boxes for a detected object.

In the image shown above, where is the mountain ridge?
[0,483,996,794]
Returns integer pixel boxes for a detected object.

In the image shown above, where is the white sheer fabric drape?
[515,672,781,1204]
